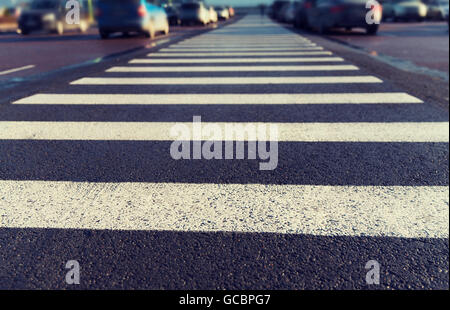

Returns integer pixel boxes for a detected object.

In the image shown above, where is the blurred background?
[0,0,448,81]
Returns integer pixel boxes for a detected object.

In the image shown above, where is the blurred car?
[270,0,290,18]
[96,0,168,39]
[293,0,317,28]
[165,5,180,26]
[179,2,210,25]
[392,0,428,21]
[380,0,396,20]
[424,0,448,19]
[275,2,291,21]
[208,6,218,23]
[305,0,382,34]
[215,6,230,20]
[438,0,449,23]
[283,2,300,23]
[227,6,235,17]
[18,0,90,35]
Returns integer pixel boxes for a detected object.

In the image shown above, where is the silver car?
[179,2,210,26]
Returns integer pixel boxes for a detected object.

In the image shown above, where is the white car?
[208,6,218,23]
[393,0,428,21]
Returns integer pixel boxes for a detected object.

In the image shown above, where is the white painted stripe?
[106,65,359,72]
[0,181,447,238]
[129,57,344,64]
[0,65,35,76]
[71,76,382,85]
[180,41,313,45]
[14,93,422,105]
[0,121,447,142]
[173,44,317,48]
[161,47,325,52]
[149,51,333,57]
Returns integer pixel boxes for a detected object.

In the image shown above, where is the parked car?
[283,2,300,23]
[96,0,169,39]
[208,6,218,23]
[215,6,230,20]
[165,5,180,26]
[18,0,90,35]
[179,2,210,25]
[392,0,428,21]
[270,0,290,18]
[305,0,382,34]
[293,0,317,28]
[424,0,447,19]
[227,6,235,17]
[438,0,449,23]
[275,2,291,21]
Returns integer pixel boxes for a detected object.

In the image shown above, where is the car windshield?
[30,0,59,9]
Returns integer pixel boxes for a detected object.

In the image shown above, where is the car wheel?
[366,24,379,35]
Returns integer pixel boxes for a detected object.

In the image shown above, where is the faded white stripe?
[71,76,381,85]
[129,57,343,64]
[106,65,359,72]
[14,93,422,105]
[149,51,333,57]
[0,181,447,238]
[0,121,447,142]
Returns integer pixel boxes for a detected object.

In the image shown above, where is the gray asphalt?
[0,14,448,290]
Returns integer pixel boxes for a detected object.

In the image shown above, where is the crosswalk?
[0,15,448,288]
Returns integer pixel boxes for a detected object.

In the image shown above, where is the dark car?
[95,0,169,39]
[425,0,447,19]
[215,6,230,20]
[18,0,90,35]
[305,0,382,35]
[293,0,317,28]
[179,2,210,25]
[165,5,180,25]
[270,0,290,18]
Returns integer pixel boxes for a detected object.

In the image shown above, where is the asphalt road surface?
[0,15,448,290]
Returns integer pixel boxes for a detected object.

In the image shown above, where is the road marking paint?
[173,44,318,48]
[129,57,344,64]
[70,76,382,85]
[0,121,447,142]
[13,93,421,105]
[161,47,325,52]
[1,181,447,238]
[0,65,35,76]
[149,51,333,57]
[105,65,359,72]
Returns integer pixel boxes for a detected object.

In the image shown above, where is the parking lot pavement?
[0,15,448,289]
[323,22,449,76]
